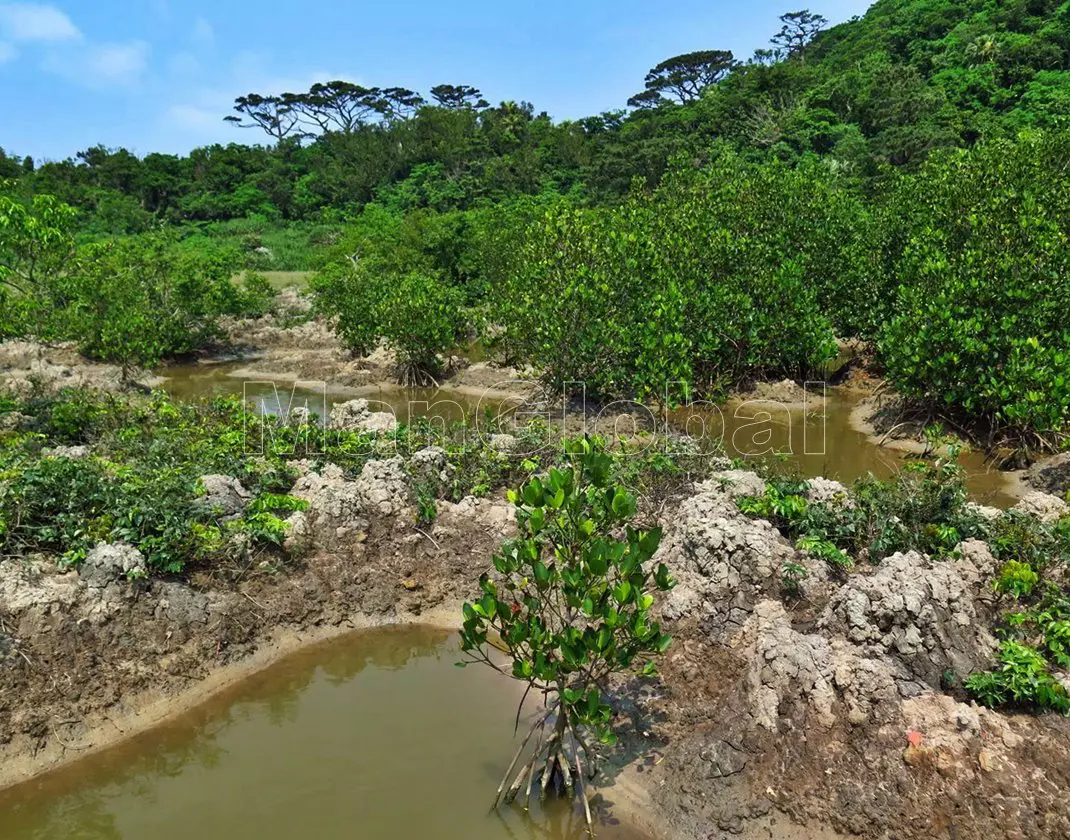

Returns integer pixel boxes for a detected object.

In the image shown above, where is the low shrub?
[737,452,987,568]
[966,513,1070,714]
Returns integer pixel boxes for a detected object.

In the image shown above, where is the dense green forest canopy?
[1,0,1066,231]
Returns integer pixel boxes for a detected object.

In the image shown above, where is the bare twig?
[414,527,440,549]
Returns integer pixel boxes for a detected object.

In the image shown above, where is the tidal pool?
[0,626,646,840]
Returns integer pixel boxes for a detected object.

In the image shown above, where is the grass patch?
[177,218,343,272]
[259,271,312,291]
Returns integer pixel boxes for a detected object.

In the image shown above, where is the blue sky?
[0,0,873,161]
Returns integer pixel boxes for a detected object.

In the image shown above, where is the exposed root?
[494,699,596,836]
[495,709,550,807]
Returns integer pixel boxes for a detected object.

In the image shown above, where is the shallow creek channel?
[160,361,1019,507]
[0,626,648,840]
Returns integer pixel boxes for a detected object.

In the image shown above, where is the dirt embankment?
[0,457,515,791]
[4,453,1070,839]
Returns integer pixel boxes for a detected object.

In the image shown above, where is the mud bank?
[216,307,537,398]
[0,462,517,791]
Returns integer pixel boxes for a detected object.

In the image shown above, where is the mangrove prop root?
[572,727,598,778]
[540,735,559,801]
[571,730,594,837]
[494,706,597,836]
[495,710,549,808]
[523,744,537,811]
[557,745,573,797]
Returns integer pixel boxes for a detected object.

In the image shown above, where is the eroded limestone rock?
[1013,490,1069,524]
[328,399,398,434]
[819,550,997,688]
[653,475,793,633]
[409,446,455,494]
[198,475,252,520]
[738,600,900,730]
[805,477,854,508]
[81,543,147,586]
[41,444,90,459]
[286,458,411,551]
[354,457,411,517]
[287,464,368,552]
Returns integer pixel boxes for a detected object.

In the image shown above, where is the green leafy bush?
[967,513,1070,714]
[0,390,311,572]
[68,234,254,369]
[459,437,674,827]
[313,262,465,383]
[0,185,78,337]
[965,640,1070,713]
[738,454,988,567]
[487,152,844,399]
[311,205,475,378]
[877,133,1070,447]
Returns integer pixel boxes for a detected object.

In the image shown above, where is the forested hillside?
[1,0,1066,229]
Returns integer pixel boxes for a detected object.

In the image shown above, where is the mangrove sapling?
[458,437,675,835]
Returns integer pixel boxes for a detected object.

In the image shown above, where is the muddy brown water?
[0,626,647,840]
[160,363,1018,507]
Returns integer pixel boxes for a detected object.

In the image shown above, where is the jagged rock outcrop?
[738,599,901,730]
[328,399,398,434]
[0,410,29,431]
[81,543,147,586]
[435,496,516,542]
[286,458,411,552]
[286,464,368,553]
[1013,490,1069,524]
[197,475,252,520]
[78,543,149,623]
[818,549,998,689]
[965,501,1003,522]
[705,470,766,500]
[41,444,90,459]
[805,477,853,508]
[354,457,410,517]
[289,405,312,426]
[653,473,794,633]
[488,433,519,453]
[409,446,455,494]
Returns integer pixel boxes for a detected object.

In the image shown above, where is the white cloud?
[84,41,150,86]
[43,39,150,88]
[0,41,16,62]
[0,3,80,42]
